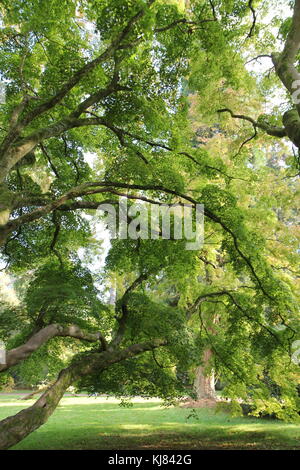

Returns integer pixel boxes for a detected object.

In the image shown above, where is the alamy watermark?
[292,80,300,104]
[0,82,5,104]
[0,341,6,365]
[272,324,300,365]
[291,340,300,365]
[96,197,204,251]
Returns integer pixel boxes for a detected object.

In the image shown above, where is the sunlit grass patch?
[0,394,299,450]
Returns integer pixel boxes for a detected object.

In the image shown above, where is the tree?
[0,0,299,450]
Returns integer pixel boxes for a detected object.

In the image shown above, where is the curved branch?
[154,17,216,34]
[217,108,287,138]
[0,337,166,450]
[245,54,272,65]
[187,290,283,346]
[16,4,152,129]
[234,125,257,158]
[111,273,150,347]
[0,324,104,373]
[0,180,274,298]
[247,0,257,39]
[80,117,247,180]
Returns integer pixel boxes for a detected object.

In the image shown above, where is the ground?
[0,392,299,450]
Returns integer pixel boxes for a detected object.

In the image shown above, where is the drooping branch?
[0,100,250,183]
[76,117,249,180]
[0,180,274,298]
[217,108,287,138]
[112,273,150,347]
[186,289,235,319]
[0,324,104,373]
[154,16,216,34]
[234,126,258,158]
[186,289,283,346]
[218,105,300,154]
[0,337,166,450]
[0,181,198,241]
[247,0,257,39]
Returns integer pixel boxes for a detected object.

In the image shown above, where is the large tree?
[0,0,299,450]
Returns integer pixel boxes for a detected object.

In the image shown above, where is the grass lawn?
[0,393,299,450]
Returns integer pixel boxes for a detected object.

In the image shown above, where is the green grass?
[0,393,299,450]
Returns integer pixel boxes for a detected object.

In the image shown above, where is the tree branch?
[154,17,216,34]
[0,324,105,373]
[111,273,150,347]
[271,0,300,100]
[0,335,167,450]
[187,289,283,346]
[0,2,153,173]
[77,117,246,179]
[247,0,257,39]
[0,180,274,298]
[245,54,272,65]
[217,108,287,138]
[40,143,60,178]
[17,4,152,128]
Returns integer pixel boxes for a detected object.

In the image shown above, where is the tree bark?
[0,339,166,450]
[0,324,103,373]
[194,349,215,400]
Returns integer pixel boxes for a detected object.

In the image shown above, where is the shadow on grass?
[0,398,299,450]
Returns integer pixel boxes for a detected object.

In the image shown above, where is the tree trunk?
[194,349,215,400]
[0,340,165,450]
[0,366,73,450]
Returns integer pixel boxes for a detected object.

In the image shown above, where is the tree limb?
[111,273,150,347]
[154,17,216,34]
[0,180,274,298]
[0,2,154,172]
[0,335,167,450]
[17,4,152,128]
[0,324,105,373]
[271,0,300,101]
[187,289,283,346]
[217,108,287,138]
[247,0,257,39]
